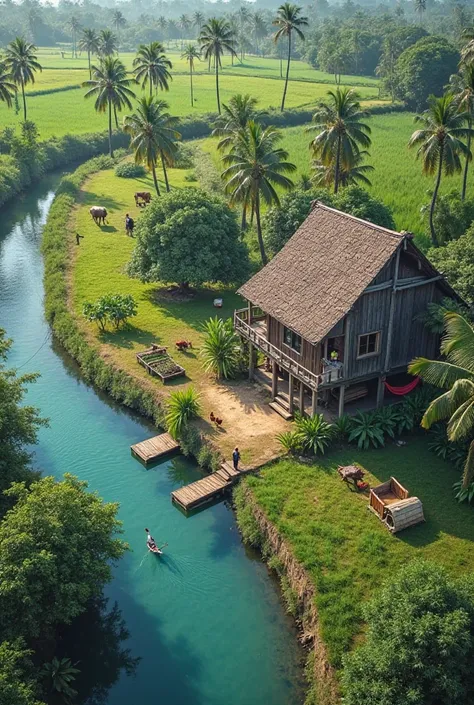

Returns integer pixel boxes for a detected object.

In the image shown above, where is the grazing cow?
[89,206,108,225]
[134,192,151,207]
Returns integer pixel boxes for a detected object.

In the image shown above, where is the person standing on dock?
[232,447,240,471]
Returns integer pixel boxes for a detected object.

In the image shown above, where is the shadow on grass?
[81,190,122,211]
[100,324,158,349]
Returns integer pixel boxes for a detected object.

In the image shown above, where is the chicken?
[215,417,223,427]
[210,411,216,422]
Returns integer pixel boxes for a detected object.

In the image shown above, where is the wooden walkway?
[131,432,180,465]
[171,461,251,512]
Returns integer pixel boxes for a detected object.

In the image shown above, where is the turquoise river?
[0,172,305,705]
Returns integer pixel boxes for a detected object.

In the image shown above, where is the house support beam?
[376,376,385,408]
[338,385,346,418]
[249,342,254,381]
[299,381,305,415]
[272,361,278,399]
[311,389,318,416]
[288,373,294,415]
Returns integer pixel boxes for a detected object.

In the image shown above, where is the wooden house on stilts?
[234,202,459,419]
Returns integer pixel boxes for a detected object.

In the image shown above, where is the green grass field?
[242,437,474,666]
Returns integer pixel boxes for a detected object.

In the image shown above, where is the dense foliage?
[128,188,249,288]
[165,387,201,439]
[201,316,241,379]
[83,293,138,331]
[115,161,146,178]
[342,560,474,705]
[428,227,474,303]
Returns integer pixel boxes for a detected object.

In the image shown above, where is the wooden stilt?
[249,342,254,381]
[299,381,305,415]
[272,361,278,399]
[288,373,294,415]
[311,388,318,416]
[338,385,346,418]
[376,376,385,408]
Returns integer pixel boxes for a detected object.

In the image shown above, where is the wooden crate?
[136,346,185,383]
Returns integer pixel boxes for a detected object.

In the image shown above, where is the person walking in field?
[232,447,240,471]
[125,213,135,236]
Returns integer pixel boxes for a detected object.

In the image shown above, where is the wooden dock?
[131,432,180,465]
[171,461,251,511]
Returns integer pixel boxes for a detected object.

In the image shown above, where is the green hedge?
[42,155,166,428]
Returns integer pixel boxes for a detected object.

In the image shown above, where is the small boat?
[148,543,163,555]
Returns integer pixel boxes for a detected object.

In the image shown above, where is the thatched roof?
[238,202,405,344]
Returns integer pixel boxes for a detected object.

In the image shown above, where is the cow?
[89,206,108,225]
[134,192,151,207]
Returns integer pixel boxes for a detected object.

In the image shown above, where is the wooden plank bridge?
[171,461,252,512]
[131,432,180,465]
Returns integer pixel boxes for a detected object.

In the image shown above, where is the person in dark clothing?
[75,233,84,245]
[232,447,240,471]
[125,214,135,236]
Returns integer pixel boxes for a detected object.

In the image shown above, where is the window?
[283,326,302,354]
[357,331,380,358]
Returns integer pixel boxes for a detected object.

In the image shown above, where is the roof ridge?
[312,201,404,240]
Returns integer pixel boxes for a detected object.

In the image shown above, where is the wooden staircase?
[269,392,293,420]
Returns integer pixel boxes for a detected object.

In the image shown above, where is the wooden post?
[272,361,278,399]
[384,247,401,373]
[311,388,318,416]
[247,300,252,325]
[343,313,351,377]
[288,373,294,414]
[338,384,345,418]
[376,375,385,408]
[249,341,254,380]
[299,381,305,415]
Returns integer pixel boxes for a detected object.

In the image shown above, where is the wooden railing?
[234,309,321,391]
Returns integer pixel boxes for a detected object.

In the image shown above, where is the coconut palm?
[252,11,267,56]
[212,93,261,152]
[123,96,181,196]
[222,120,296,265]
[181,44,200,106]
[193,11,205,36]
[68,16,81,58]
[312,148,374,188]
[83,56,135,157]
[5,37,42,120]
[79,28,99,79]
[461,27,474,64]
[307,87,371,195]
[414,0,426,24]
[178,14,191,47]
[112,9,126,49]
[449,64,474,201]
[238,5,251,62]
[272,3,308,111]
[0,59,17,108]
[157,15,168,41]
[408,93,472,247]
[98,29,117,57]
[41,657,80,701]
[409,313,474,489]
[199,18,237,114]
[133,42,172,96]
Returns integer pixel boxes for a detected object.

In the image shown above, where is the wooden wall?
[267,315,320,374]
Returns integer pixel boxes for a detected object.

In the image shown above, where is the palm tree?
[238,5,251,63]
[112,10,126,50]
[79,28,99,80]
[98,29,117,57]
[312,148,374,188]
[124,96,181,196]
[166,387,201,439]
[133,42,172,97]
[157,15,168,42]
[252,11,267,56]
[201,316,240,379]
[199,18,237,114]
[193,11,205,37]
[414,0,426,24]
[41,657,80,702]
[409,313,474,489]
[181,44,200,106]
[307,87,371,195]
[5,37,42,120]
[83,57,135,157]
[272,3,308,111]
[461,27,474,65]
[450,64,474,201]
[0,59,17,108]
[178,14,191,48]
[222,121,296,265]
[68,16,81,59]
[408,93,471,247]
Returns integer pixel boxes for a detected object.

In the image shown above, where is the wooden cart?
[369,477,424,533]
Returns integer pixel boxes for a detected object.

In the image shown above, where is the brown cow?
[134,192,151,207]
[89,206,108,225]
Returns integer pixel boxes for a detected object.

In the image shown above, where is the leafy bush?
[428,425,468,470]
[342,560,474,705]
[417,297,470,334]
[348,410,385,449]
[197,444,222,473]
[276,430,303,455]
[165,387,201,440]
[201,317,241,380]
[373,406,399,439]
[333,414,352,442]
[453,479,474,504]
[114,162,146,178]
[173,143,196,169]
[294,413,335,456]
[83,294,137,331]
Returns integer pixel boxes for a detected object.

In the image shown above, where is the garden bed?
[136,345,185,382]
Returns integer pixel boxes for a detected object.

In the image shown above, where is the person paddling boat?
[145,527,164,554]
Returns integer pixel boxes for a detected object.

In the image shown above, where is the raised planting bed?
[136,345,185,382]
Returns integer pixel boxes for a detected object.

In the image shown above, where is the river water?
[0,172,304,705]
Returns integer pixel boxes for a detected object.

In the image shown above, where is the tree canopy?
[127,188,248,289]
[342,560,474,705]
[428,225,474,303]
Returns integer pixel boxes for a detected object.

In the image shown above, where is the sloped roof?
[238,202,405,344]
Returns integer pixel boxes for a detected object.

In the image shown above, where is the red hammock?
[384,377,420,396]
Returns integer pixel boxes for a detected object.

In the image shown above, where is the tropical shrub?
[294,413,335,456]
[173,143,195,169]
[333,414,352,442]
[40,657,80,701]
[428,425,468,470]
[201,317,241,380]
[342,560,474,705]
[417,297,470,334]
[373,405,399,439]
[428,227,474,304]
[197,444,222,473]
[348,410,385,449]
[276,430,303,455]
[165,387,201,439]
[453,479,474,504]
[82,294,137,331]
[114,161,146,178]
